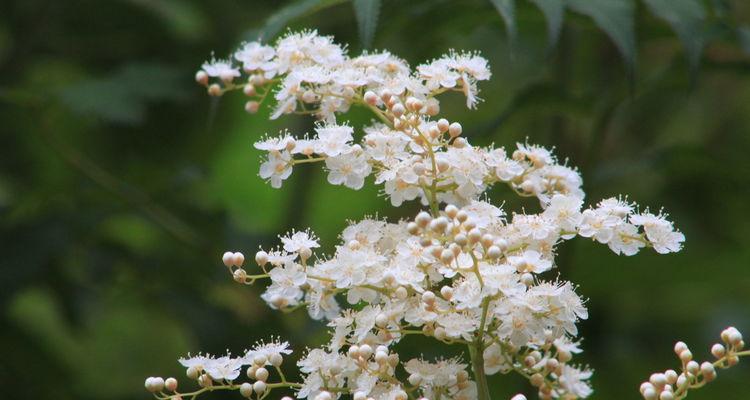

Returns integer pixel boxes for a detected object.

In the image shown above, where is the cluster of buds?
[144,377,178,394]
[640,327,745,400]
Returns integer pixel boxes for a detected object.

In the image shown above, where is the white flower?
[325,148,372,189]
[179,354,211,370]
[483,343,512,375]
[608,222,645,256]
[314,124,354,157]
[254,134,295,152]
[261,263,307,308]
[234,42,276,75]
[543,194,583,237]
[243,339,292,364]
[508,250,553,274]
[281,230,320,253]
[417,59,459,90]
[556,365,593,398]
[204,356,243,381]
[630,212,685,254]
[259,150,292,188]
[436,312,477,340]
[202,58,240,80]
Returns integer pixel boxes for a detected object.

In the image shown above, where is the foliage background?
[1,0,749,399]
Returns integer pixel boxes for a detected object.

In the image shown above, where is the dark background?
[1,0,749,399]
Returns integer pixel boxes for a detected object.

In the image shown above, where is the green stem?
[470,298,492,400]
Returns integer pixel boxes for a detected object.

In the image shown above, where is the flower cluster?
[143,31,743,400]
[639,327,746,400]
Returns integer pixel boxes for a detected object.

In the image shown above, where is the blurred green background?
[1,0,749,399]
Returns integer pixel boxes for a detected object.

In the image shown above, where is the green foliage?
[2,0,750,399]
[491,0,517,47]
[643,0,707,71]
[528,0,565,49]
[352,0,382,49]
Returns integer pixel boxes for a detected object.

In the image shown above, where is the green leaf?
[642,0,706,71]
[490,0,517,45]
[126,0,208,41]
[256,0,348,41]
[736,25,750,56]
[566,0,636,73]
[58,63,187,125]
[353,0,382,49]
[528,0,565,49]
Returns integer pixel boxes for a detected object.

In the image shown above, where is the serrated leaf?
[528,0,565,49]
[353,0,381,49]
[257,0,348,41]
[566,0,636,73]
[490,0,517,45]
[643,0,706,71]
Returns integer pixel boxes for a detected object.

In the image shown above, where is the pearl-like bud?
[208,83,222,96]
[440,286,454,300]
[232,252,245,267]
[270,353,283,367]
[255,251,268,266]
[253,381,267,394]
[255,367,269,382]
[240,382,253,398]
[364,91,379,105]
[195,71,209,86]
[222,251,234,267]
[422,291,436,304]
[711,343,725,358]
[674,341,688,355]
[415,211,432,228]
[164,377,178,392]
[391,103,405,117]
[245,101,260,114]
[448,122,462,137]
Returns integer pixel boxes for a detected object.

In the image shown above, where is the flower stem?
[470,298,492,400]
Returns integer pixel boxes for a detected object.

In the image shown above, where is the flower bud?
[243,84,256,96]
[240,382,253,398]
[255,367,269,382]
[245,101,260,114]
[165,377,178,392]
[686,360,699,375]
[448,122,462,137]
[673,341,688,355]
[530,373,544,387]
[415,211,432,228]
[440,286,454,300]
[679,349,693,362]
[711,343,726,358]
[222,251,234,267]
[359,344,373,358]
[511,395,528,400]
[195,70,209,86]
[255,251,269,266]
[521,272,534,286]
[649,373,667,388]
[253,381,267,394]
[664,370,677,385]
[659,391,674,400]
[270,353,283,367]
[391,103,405,117]
[233,268,246,283]
[364,91,379,105]
[208,84,222,96]
[186,366,199,380]
[232,252,245,267]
